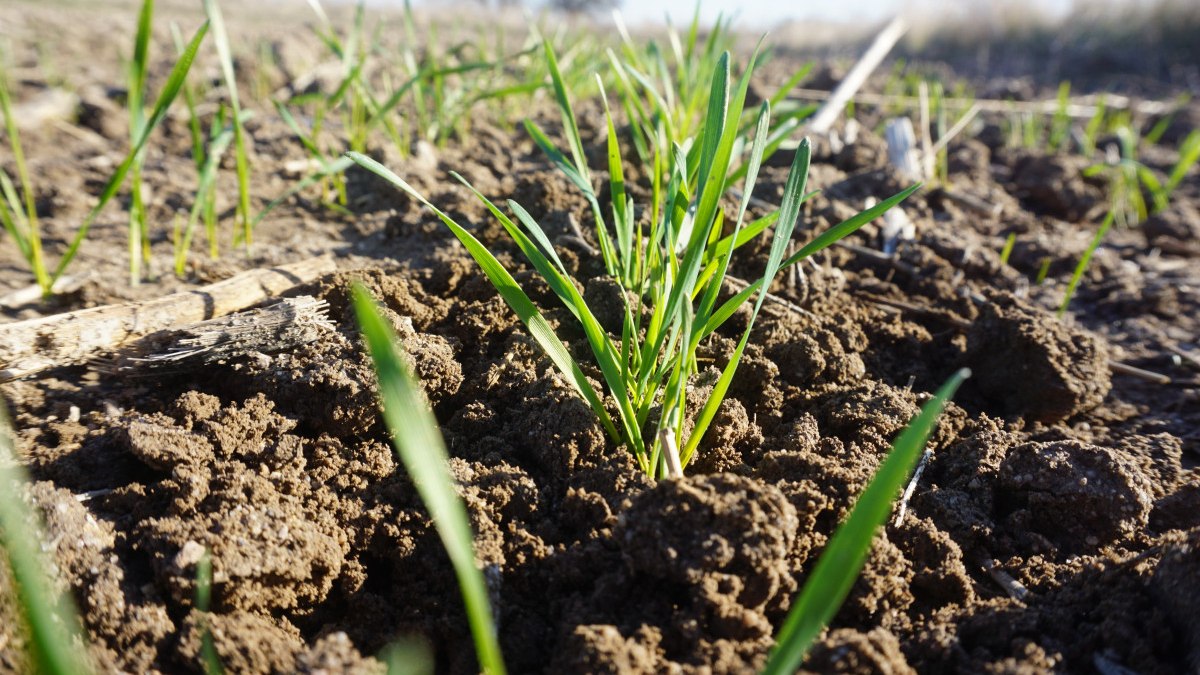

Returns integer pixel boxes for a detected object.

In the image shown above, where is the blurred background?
[388,0,1200,94]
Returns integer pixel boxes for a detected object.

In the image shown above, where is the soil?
[2,2,1199,674]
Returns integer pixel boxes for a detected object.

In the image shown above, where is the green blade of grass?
[450,176,646,467]
[128,0,154,137]
[999,232,1017,265]
[176,120,239,275]
[782,183,922,267]
[635,51,750,392]
[695,101,772,325]
[0,164,31,260]
[194,549,223,675]
[704,210,780,265]
[203,0,252,245]
[1164,129,1200,199]
[52,19,210,284]
[345,152,621,448]
[1058,210,1115,317]
[170,21,207,172]
[504,199,569,279]
[682,137,811,464]
[0,407,93,675]
[699,183,919,340]
[274,101,324,158]
[250,155,354,230]
[762,369,969,674]
[352,287,506,675]
[542,38,589,184]
[598,79,633,282]
[0,65,48,293]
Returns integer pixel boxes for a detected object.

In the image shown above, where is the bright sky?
[614,0,1077,29]
[619,0,904,28]
[397,0,1088,30]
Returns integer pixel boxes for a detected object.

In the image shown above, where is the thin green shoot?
[250,155,355,231]
[194,549,223,675]
[1081,96,1107,157]
[126,0,154,285]
[0,406,93,675]
[762,369,969,674]
[1158,129,1200,212]
[0,56,51,296]
[1084,118,1198,226]
[170,21,207,174]
[174,110,253,276]
[1048,81,1071,152]
[203,0,253,248]
[1035,257,1052,285]
[353,285,506,675]
[1058,210,1115,317]
[52,20,210,287]
[999,232,1016,265]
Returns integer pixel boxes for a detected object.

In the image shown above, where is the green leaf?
[203,0,251,242]
[128,0,154,136]
[762,369,969,674]
[449,175,647,468]
[695,101,772,329]
[1058,210,1115,317]
[1164,129,1200,198]
[53,19,210,283]
[682,137,811,464]
[782,183,922,267]
[352,286,506,675]
[176,118,240,275]
[0,407,93,675]
[250,155,354,230]
[345,152,623,449]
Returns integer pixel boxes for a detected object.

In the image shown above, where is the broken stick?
[0,256,335,381]
[808,17,908,135]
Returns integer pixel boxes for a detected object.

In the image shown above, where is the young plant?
[194,549,223,674]
[173,107,253,276]
[349,46,918,478]
[392,1,550,153]
[125,0,155,285]
[763,369,968,672]
[203,0,253,248]
[0,407,93,675]
[170,22,228,265]
[1058,210,1115,317]
[1047,81,1072,152]
[49,20,210,296]
[353,285,506,675]
[0,58,51,295]
[1080,96,1107,157]
[1084,117,1200,226]
[999,232,1017,266]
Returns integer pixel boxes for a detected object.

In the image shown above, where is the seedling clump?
[351,40,918,479]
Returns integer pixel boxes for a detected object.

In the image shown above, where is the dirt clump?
[966,295,1111,423]
[997,440,1154,554]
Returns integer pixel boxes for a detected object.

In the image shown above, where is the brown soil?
[2,2,1199,674]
